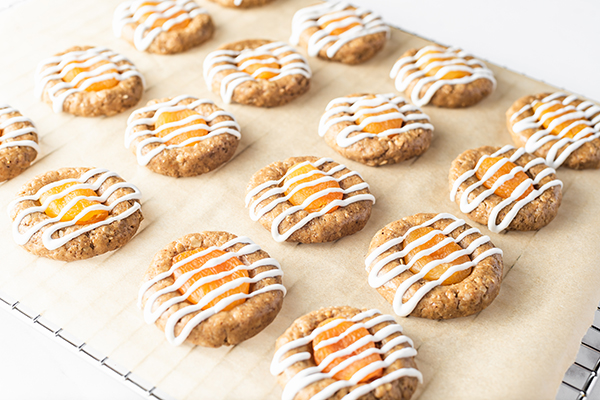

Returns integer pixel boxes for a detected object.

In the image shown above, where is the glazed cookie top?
[271,307,422,400]
[8,167,142,251]
[203,40,311,104]
[450,145,563,233]
[390,45,495,107]
[508,92,600,169]
[139,233,285,346]
[290,1,390,59]
[113,0,209,52]
[125,94,241,166]
[0,104,39,155]
[318,93,433,148]
[365,213,503,317]
[34,46,145,114]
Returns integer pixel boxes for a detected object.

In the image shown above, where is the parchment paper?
[1,1,599,399]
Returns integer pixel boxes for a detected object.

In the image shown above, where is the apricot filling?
[532,101,592,139]
[283,163,343,213]
[313,318,383,382]
[320,12,361,36]
[154,109,208,146]
[172,248,249,310]
[62,60,119,92]
[136,1,190,31]
[475,157,533,200]
[355,96,404,134]
[419,49,471,80]
[404,227,471,285]
[39,182,108,225]
[238,54,280,80]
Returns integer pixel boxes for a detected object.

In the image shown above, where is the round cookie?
[125,95,241,177]
[0,104,39,182]
[34,46,145,117]
[390,45,495,108]
[245,156,375,243]
[8,167,143,261]
[318,93,434,166]
[365,213,504,320]
[271,306,422,400]
[113,0,214,54]
[207,0,275,7]
[290,1,390,65]
[506,92,600,169]
[449,145,563,233]
[203,39,311,107]
[138,231,285,346]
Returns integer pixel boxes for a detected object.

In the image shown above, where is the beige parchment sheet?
[1,0,600,399]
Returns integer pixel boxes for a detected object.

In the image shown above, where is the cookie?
[138,231,285,346]
[245,156,375,243]
[34,46,145,117]
[365,213,503,320]
[0,104,39,182]
[318,93,433,166]
[207,0,275,7]
[113,0,214,54]
[290,1,390,65]
[203,39,311,107]
[390,45,495,108]
[449,145,563,233]
[506,92,600,169]
[125,95,241,177]
[8,167,143,261]
[271,306,422,400]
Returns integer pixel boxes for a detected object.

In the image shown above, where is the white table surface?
[1,1,598,399]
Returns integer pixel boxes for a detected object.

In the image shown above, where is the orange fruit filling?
[475,156,533,200]
[172,248,249,311]
[404,227,471,285]
[136,1,190,30]
[238,54,279,80]
[533,101,591,139]
[313,318,383,382]
[355,96,404,134]
[283,163,343,213]
[320,13,361,36]
[419,49,471,80]
[62,60,119,92]
[154,109,208,146]
[39,182,108,225]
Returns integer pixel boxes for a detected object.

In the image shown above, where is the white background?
[1,0,598,399]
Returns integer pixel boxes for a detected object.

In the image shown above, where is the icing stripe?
[138,235,286,345]
[0,105,40,153]
[270,309,422,400]
[8,168,142,250]
[125,95,241,166]
[34,47,145,113]
[290,1,390,58]
[113,0,208,51]
[365,213,503,317]
[203,41,311,104]
[390,45,496,107]
[450,145,563,233]
[245,158,375,242]
[509,92,600,168]
[318,93,433,148]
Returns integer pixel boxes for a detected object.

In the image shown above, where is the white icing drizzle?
[203,41,312,104]
[125,94,241,166]
[389,45,496,107]
[290,1,390,59]
[509,92,600,168]
[0,105,40,153]
[365,213,503,317]
[113,0,207,51]
[245,158,375,242]
[270,309,422,400]
[8,168,142,251]
[450,145,563,233]
[318,93,434,148]
[34,47,145,113]
[138,235,286,346]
